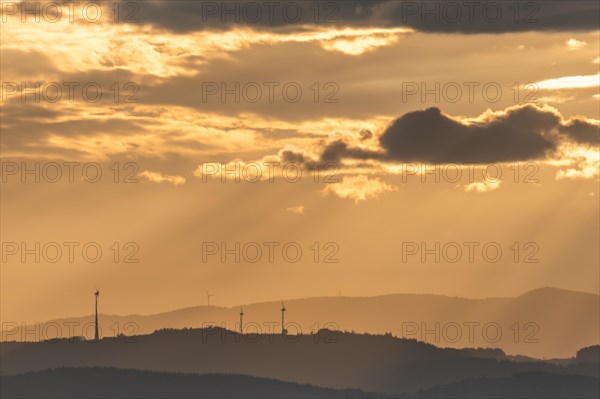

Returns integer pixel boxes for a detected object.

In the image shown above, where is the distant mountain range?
[3,287,598,358]
[2,328,598,395]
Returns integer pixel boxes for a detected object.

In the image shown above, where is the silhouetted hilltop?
[577,345,600,363]
[415,371,600,398]
[3,288,596,358]
[2,328,598,395]
[0,367,379,399]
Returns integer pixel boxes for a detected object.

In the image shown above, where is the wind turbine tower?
[94,288,100,341]
[239,306,244,335]
[281,301,287,335]
[206,291,213,306]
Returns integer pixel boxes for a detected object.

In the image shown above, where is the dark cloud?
[281,149,306,164]
[359,129,373,141]
[373,0,600,34]
[378,106,558,163]
[99,0,599,33]
[315,105,592,165]
[105,0,385,32]
[320,140,383,163]
[559,119,599,146]
[321,140,348,163]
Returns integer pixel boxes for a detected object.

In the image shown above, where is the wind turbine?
[206,291,213,306]
[239,306,244,335]
[281,301,287,335]
[94,287,100,341]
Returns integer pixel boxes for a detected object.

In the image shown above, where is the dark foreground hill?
[1,329,598,395]
[2,368,598,399]
[0,367,378,399]
[415,371,600,398]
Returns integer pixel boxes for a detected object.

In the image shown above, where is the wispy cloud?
[555,148,600,180]
[322,175,396,203]
[464,180,501,193]
[566,38,587,49]
[286,206,305,215]
[139,171,186,185]
[535,74,599,90]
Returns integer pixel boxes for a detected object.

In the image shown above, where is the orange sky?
[1,0,598,323]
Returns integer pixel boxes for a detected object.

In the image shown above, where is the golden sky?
[0,0,598,323]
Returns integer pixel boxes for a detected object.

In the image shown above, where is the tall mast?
[94,289,100,341]
[281,301,286,335]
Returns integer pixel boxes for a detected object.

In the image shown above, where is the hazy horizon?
[6,285,597,322]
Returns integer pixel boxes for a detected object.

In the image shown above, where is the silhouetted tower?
[281,301,287,335]
[94,289,100,341]
[239,306,244,335]
[206,291,213,306]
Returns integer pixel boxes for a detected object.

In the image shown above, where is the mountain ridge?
[3,287,598,358]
